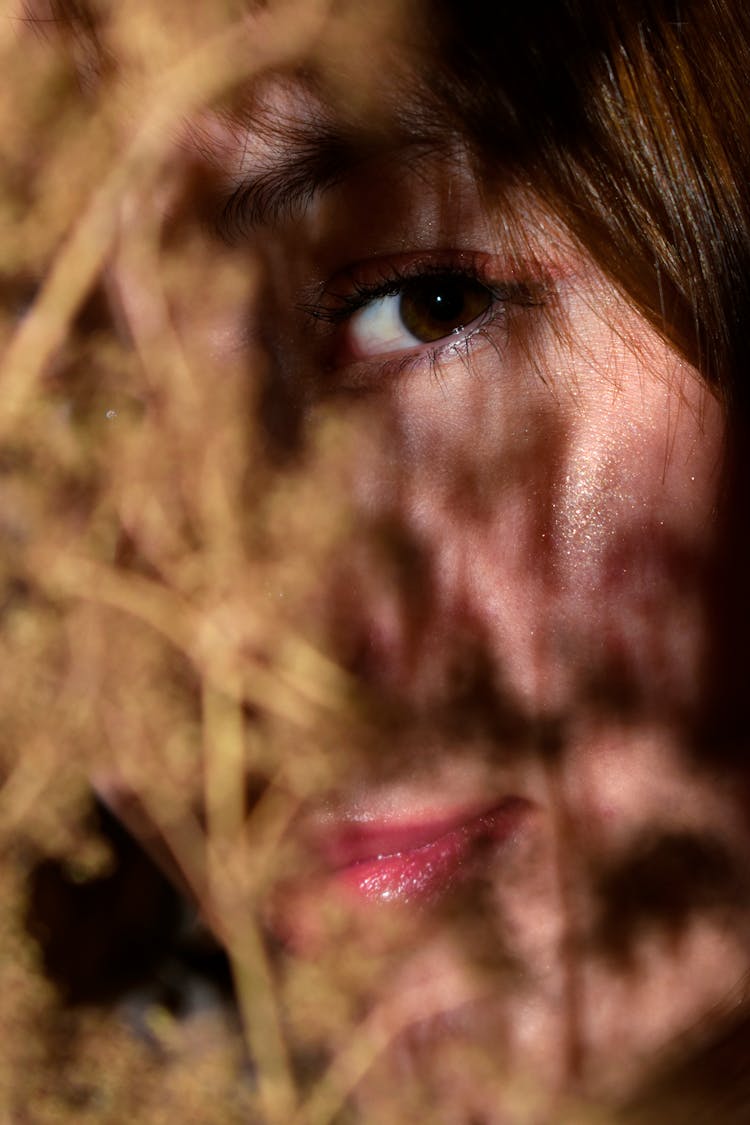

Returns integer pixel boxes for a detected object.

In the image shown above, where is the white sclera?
[348,294,420,356]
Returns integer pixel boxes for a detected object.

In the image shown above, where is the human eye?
[304,256,548,386]
[340,271,494,358]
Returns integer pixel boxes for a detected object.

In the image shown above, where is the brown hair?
[430,0,750,412]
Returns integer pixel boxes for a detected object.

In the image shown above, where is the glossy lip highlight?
[316,797,534,906]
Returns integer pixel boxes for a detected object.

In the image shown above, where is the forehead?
[190,61,467,232]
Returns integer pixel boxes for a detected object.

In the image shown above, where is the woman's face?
[152,63,750,1106]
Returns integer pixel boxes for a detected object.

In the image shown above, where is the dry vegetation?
[0,3,370,1120]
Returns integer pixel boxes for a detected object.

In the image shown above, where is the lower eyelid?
[333,302,505,389]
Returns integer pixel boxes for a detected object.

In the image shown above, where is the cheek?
[547,371,724,707]
[373,348,725,716]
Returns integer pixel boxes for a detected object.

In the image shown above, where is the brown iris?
[399,276,493,343]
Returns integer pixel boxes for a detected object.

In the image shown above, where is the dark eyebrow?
[217,124,357,240]
[213,111,450,243]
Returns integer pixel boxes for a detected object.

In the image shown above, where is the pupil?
[400,276,488,343]
[421,279,464,323]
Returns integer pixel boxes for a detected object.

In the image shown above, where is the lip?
[314,797,533,906]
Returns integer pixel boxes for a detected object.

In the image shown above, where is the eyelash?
[301,258,548,384]
[307,262,541,322]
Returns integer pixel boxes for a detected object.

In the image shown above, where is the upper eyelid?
[300,278,410,325]
[298,256,500,321]
[300,271,550,329]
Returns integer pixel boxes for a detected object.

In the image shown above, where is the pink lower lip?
[325,798,531,905]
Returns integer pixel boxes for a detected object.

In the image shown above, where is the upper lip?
[312,796,533,870]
